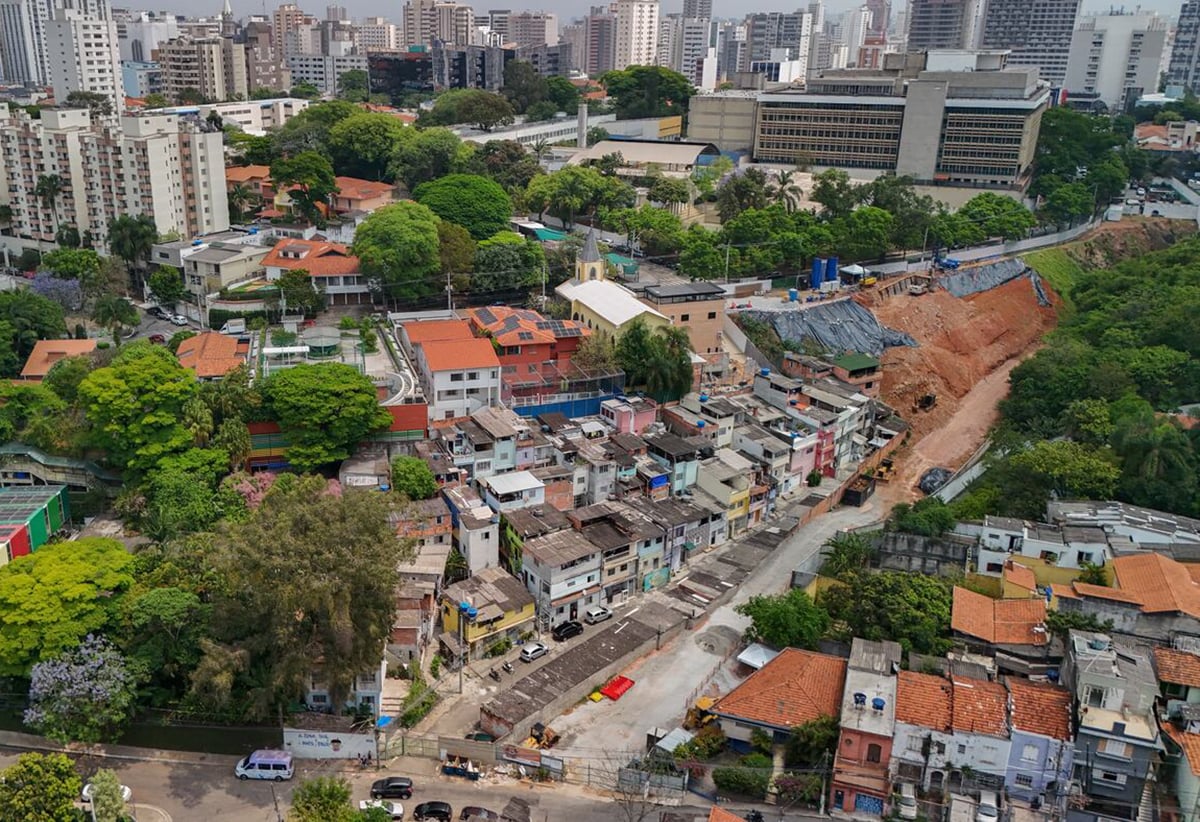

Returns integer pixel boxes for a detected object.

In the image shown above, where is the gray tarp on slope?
[744,299,917,358]
[940,257,1052,306]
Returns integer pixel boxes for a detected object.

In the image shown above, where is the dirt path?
[878,353,1028,506]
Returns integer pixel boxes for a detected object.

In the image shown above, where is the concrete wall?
[874,531,970,576]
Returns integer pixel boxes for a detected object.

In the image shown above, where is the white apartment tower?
[116,10,180,62]
[46,7,122,111]
[0,0,51,84]
[508,10,556,47]
[658,14,712,84]
[1169,1,1200,93]
[842,5,871,67]
[905,0,979,51]
[979,0,1082,86]
[1066,11,1168,109]
[0,105,228,245]
[614,0,659,69]
[353,16,399,50]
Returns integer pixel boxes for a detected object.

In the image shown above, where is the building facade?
[156,37,249,103]
[978,0,1082,86]
[905,0,979,51]
[613,0,659,70]
[1065,12,1168,111]
[1169,2,1200,94]
[46,8,123,112]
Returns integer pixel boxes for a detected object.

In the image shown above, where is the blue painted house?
[1005,677,1074,806]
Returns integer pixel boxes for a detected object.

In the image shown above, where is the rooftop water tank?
[760,367,770,377]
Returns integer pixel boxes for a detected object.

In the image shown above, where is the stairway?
[1136,778,1155,822]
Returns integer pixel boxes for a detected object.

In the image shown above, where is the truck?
[220,318,246,335]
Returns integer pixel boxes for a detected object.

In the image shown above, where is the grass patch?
[1023,248,1086,315]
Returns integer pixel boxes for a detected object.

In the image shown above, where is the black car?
[551,620,583,642]
[414,801,453,821]
[369,776,413,800]
[460,807,499,820]
[148,306,170,320]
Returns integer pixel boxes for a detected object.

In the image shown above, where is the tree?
[337,69,369,102]
[227,182,256,222]
[601,205,684,256]
[271,151,338,226]
[770,170,804,212]
[24,634,136,743]
[1008,440,1121,500]
[54,224,81,248]
[123,586,209,701]
[735,588,829,649]
[328,112,408,181]
[85,769,127,822]
[389,127,467,189]
[278,268,324,316]
[478,139,542,191]
[34,174,63,233]
[194,476,408,718]
[889,497,957,538]
[810,169,860,219]
[271,100,357,157]
[148,265,186,308]
[1040,182,1095,225]
[29,271,83,313]
[473,231,545,291]
[717,167,771,222]
[648,176,691,206]
[832,206,894,261]
[958,192,1036,241]
[91,294,139,344]
[572,333,617,374]
[65,90,114,118]
[107,213,159,275]
[0,290,67,376]
[143,92,169,108]
[422,89,515,131]
[0,538,134,675]
[679,225,726,280]
[785,715,839,766]
[78,343,198,474]
[353,202,443,305]
[391,455,438,500]
[644,325,694,403]
[546,75,580,112]
[818,571,954,655]
[43,352,93,404]
[524,165,633,229]
[820,532,873,578]
[290,82,321,99]
[413,174,512,241]
[289,776,355,822]
[213,418,252,470]
[0,753,81,822]
[263,363,393,471]
[500,60,549,113]
[437,221,476,277]
[1077,562,1108,586]
[600,66,694,119]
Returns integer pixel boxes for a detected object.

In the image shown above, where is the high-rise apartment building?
[613,0,659,70]
[682,0,711,20]
[116,10,178,62]
[434,3,473,45]
[0,105,228,245]
[657,14,710,84]
[842,5,871,66]
[584,5,616,75]
[508,11,556,48]
[905,0,978,51]
[0,0,50,84]
[559,21,585,72]
[46,7,122,111]
[354,16,399,51]
[286,52,365,93]
[156,37,248,103]
[715,20,745,81]
[487,8,510,41]
[1065,11,1167,110]
[742,11,811,70]
[865,0,889,36]
[244,18,292,90]
[978,0,1081,86]
[1169,1,1200,93]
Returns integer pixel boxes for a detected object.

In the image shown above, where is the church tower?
[575,227,604,282]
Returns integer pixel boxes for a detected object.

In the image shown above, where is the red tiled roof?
[1113,553,1200,618]
[261,239,360,277]
[464,305,590,347]
[709,809,747,822]
[1006,677,1070,741]
[713,648,846,731]
[419,338,500,373]
[19,339,96,379]
[1071,582,1143,605]
[1003,560,1036,592]
[402,319,474,345]
[1164,723,1200,776]
[950,677,1008,738]
[177,332,244,379]
[1051,583,1079,600]
[895,671,952,731]
[952,587,1047,646]
[1155,647,1200,688]
[333,176,396,202]
[226,164,271,183]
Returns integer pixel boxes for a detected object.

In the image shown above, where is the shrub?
[807,470,823,487]
[338,315,359,330]
[740,752,773,770]
[712,766,769,799]
[774,772,823,805]
[430,654,442,679]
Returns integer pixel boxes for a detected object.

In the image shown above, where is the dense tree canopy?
[271,151,338,226]
[413,174,512,240]
[353,201,443,304]
[328,112,408,181]
[735,588,829,649]
[421,89,515,131]
[599,66,693,119]
[0,753,81,822]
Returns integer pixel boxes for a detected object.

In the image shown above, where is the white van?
[235,750,294,781]
[897,784,918,820]
[976,790,1000,822]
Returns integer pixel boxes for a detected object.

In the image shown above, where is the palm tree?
[530,137,551,163]
[771,170,804,213]
[820,532,873,579]
[34,174,62,237]
[107,214,159,291]
[227,183,254,223]
[91,294,139,344]
[182,396,214,447]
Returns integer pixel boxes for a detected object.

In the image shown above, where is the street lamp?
[457,601,477,695]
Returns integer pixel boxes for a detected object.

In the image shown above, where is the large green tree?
[390,127,469,189]
[271,151,338,226]
[263,362,393,471]
[599,66,693,119]
[958,192,1036,241]
[147,265,186,308]
[24,634,137,743]
[327,112,407,181]
[421,89,515,131]
[391,455,438,500]
[0,289,67,377]
[0,753,82,822]
[290,776,356,822]
[107,213,159,274]
[353,201,442,305]
[413,174,512,240]
[472,231,545,291]
[337,69,369,102]
[500,60,549,113]
[818,571,953,655]
[735,588,829,649]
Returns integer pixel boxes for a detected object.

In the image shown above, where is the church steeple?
[575,227,604,282]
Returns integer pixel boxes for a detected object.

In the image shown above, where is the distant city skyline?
[129,0,1182,28]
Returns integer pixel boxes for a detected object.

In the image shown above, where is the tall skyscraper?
[978,0,1082,86]
[1066,11,1167,109]
[584,5,616,75]
[842,5,871,66]
[0,0,50,84]
[658,13,710,83]
[682,0,711,21]
[1169,1,1200,93]
[905,0,978,51]
[864,0,889,37]
[45,5,122,110]
[614,0,659,69]
[508,11,556,47]
[742,11,811,70]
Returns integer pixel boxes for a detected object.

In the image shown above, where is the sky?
[150,0,1185,30]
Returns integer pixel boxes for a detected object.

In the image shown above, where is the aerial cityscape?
[1,0,1200,820]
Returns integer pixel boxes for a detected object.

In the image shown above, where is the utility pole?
[724,243,731,283]
[446,270,453,312]
[819,750,830,815]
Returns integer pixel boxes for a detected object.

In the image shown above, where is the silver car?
[519,641,548,662]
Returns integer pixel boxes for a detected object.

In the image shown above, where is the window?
[985,562,1003,573]
[957,744,966,755]
[1098,739,1130,758]
[310,694,328,704]
[866,744,881,763]
[1022,744,1039,762]
[1015,775,1033,788]
[467,371,478,380]
[680,313,690,322]
[907,737,923,753]
[707,311,717,319]
[450,372,464,382]
[1094,770,1127,786]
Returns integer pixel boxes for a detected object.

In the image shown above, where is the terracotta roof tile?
[952,587,1048,646]
[464,305,590,347]
[333,176,396,202]
[1071,582,1143,605]
[261,239,360,277]
[177,332,244,379]
[419,338,500,373]
[895,671,952,731]
[225,164,271,182]
[1051,583,1078,600]
[713,648,847,731]
[950,678,1009,738]
[1003,560,1037,592]
[1113,553,1200,618]
[19,339,96,379]
[1005,677,1070,741]
[402,319,474,345]
[1164,723,1200,776]
[709,809,747,822]
[1154,647,1200,688]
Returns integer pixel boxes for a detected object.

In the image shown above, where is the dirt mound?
[1068,216,1196,269]
[870,275,1058,443]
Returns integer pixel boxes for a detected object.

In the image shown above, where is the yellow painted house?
[696,448,754,538]
[554,228,670,340]
[440,566,536,659]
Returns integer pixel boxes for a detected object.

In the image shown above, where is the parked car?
[148,306,170,320]
[551,620,583,642]
[519,641,548,662]
[170,314,189,326]
[414,801,453,821]
[148,333,166,345]
[584,606,612,625]
[897,784,918,820]
[459,807,499,820]
[82,782,132,803]
[235,750,294,781]
[370,776,413,800]
[464,731,495,742]
[359,799,404,820]
[975,790,1000,822]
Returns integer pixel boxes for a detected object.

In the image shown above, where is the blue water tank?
[788,288,798,302]
[760,367,770,377]
[697,419,706,428]
[699,393,709,402]
[871,697,886,711]
[810,258,824,290]
[827,255,840,283]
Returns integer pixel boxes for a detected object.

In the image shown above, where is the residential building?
[978,0,1082,87]
[905,0,978,51]
[1065,12,1168,111]
[645,433,701,496]
[261,238,369,306]
[583,6,617,75]
[1046,499,1200,548]
[0,485,70,565]
[1156,646,1200,822]
[950,586,1050,655]
[1164,725,1200,822]
[613,0,659,70]
[462,305,592,402]
[1170,1,1200,93]
[46,7,123,113]
[690,50,1048,190]
[500,502,569,574]
[842,5,872,67]
[0,106,228,249]
[945,674,1012,785]
[599,396,657,436]
[696,448,753,537]
[0,0,50,85]
[354,16,399,51]
[657,15,712,86]
[830,353,881,398]
[156,36,248,103]
[742,11,812,71]
[965,514,1113,576]
[121,60,162,98]
[481,471,545,513]
[1061,631,1160,822]
[286,52,367,96]
[831,639,902,816]
[405,320,501,422]
[440,566,535,660]
[19,339,97,381]
[117,10,178,63]
[305,657,386,715]
[442,484,500,574]
[181,242,268,297]
[1004,677,1073,805]
[176,331,248,381]
[521,527,602,627]
[507,10,556,47]
[891,670,955,790]
[712,648,847,743]
[149,98,308,136]
[273,2,313,56]
[639,281,726,360]
[331,175,396,213]
[670,393,739,448]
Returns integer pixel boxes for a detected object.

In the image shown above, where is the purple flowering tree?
[23,634,136,744]
[29,272,83,313]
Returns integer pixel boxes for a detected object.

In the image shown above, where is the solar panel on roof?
[476,308,496,324]
[518,331,534,340]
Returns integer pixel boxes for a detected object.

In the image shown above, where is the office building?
[272,3,312,56]
[715,20,745,81]
[689,50,1049,190]
[508,10,556,47]
[978,0,1082,86]
[242,18,292,91]
[584,5,616,75]
[517,42,572,78]
[0,105,228,247]
[742,11,811,70]
[905,0,978,51]
[865,0,888,37]
[559,21,584,72]
[614,0,659,70]
[841,5,871,66]
[683,0,710,20]
[156,37,248,103]
[0,0,50,84]
[1169,1,1200,93]
[116,10,178,63]
[487,8,509,40]
[354,16,399,51]
[46,7,122,112]
[286,52,366,95]
[1066,11,1168,110]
